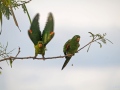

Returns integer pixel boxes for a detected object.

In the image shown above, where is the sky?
[0,0,120,90]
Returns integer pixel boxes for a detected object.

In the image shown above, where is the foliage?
[0,0,31,34]
[0,42,15,67]
[87,32,113,52]
[0,67,2,74]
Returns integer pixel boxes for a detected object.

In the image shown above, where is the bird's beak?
[77,38,80,42]
[39,44,42,47]
[50,32,54,35]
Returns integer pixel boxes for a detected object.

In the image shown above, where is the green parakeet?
[28,12,54,59]
[61,35,80,70]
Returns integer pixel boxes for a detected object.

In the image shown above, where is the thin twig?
[13,47,20,61]
[78,38,100,51]
[0,53,11,56]
[9,4,21,32]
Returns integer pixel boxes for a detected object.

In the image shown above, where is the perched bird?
[62,35,80,70]
[28,12,54,59]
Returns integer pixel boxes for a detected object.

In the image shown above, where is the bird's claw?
[42,55,45,60]
[33,56,36,60]
[43,58,45,60]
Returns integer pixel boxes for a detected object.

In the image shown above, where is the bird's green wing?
[63,39,71,55]
[62,39,71,70]
[28,13,41,45]
[42,12,54,46]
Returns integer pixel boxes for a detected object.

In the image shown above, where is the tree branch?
[0,37,101,62]
[78,38,100,51]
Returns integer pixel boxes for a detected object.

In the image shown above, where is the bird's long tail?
[61,57,72,70]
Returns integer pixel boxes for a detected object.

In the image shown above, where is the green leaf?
[101,39,106,44]
[97,42,102,48]
[7,0,11,5]
[0,11,2,34]
[10,59,13,68]
[105,39,113,44]
[87,44,91,52]
[9,4,21,32]
[0,67,2,75]
[88,32,94,37]
[103,33,106,36]
[96,34,102,38]
[22,4,31,24]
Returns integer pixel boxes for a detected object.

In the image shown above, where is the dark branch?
[78,38,100,51]
[0,37,101,62]
[13,47,20,61]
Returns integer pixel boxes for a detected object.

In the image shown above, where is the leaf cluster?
[0,0,31,34]
[87,32,113,52]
